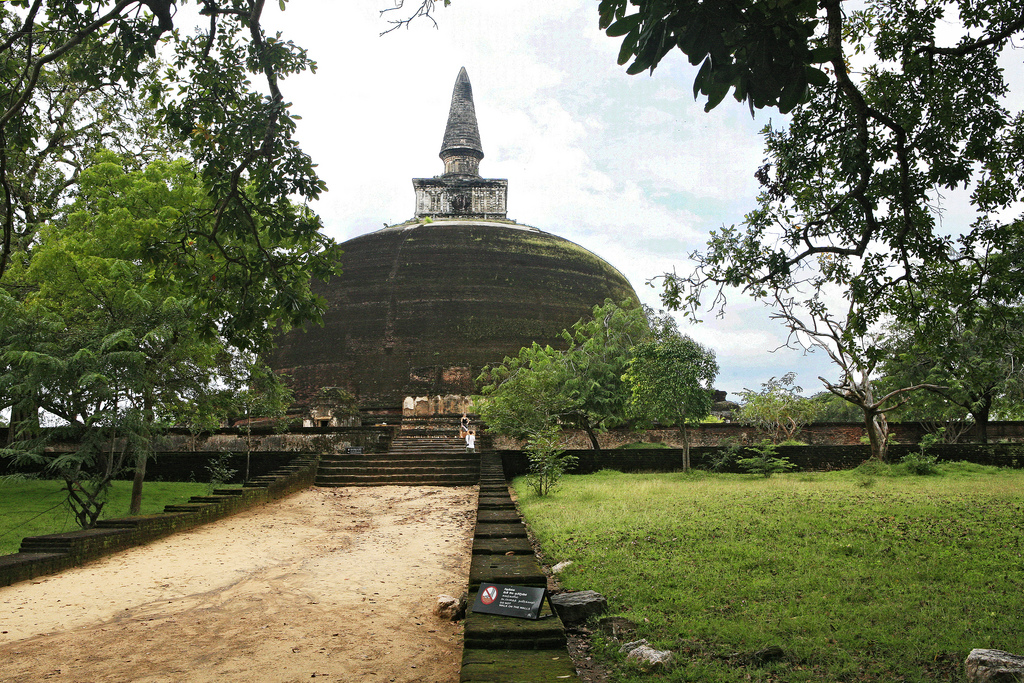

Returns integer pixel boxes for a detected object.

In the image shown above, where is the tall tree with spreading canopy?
[0,0,331,299]
[599,0,1024,332]
[881,262,1024,443]
[0,151,322,525]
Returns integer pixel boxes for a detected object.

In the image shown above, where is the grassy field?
[0,479,216,556]
[513,463,1024,682]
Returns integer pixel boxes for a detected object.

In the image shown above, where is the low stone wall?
[0,455,319,588]
[496,443,1024,479]
[0,427,395,463]
[155,426,394,454]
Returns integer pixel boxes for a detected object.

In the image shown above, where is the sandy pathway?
[0,485,477,683]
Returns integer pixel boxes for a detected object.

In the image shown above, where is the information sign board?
[471,583,547,620]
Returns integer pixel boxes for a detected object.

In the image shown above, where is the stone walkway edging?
[460,452,578,681]
[0,456,318,588]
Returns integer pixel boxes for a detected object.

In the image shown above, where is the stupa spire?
[440,67,484,176]
[412,68,506,219]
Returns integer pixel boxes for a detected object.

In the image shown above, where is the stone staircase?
[315,435,479,486]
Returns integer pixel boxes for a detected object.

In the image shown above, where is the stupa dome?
[269,69,638,409]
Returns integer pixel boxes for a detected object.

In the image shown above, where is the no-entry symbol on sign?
[480,585,498,605]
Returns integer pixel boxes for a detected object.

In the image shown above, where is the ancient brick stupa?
[269,68,637,413]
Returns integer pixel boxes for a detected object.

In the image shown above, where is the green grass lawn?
[0,479,216,556]
[513,463,1024,682]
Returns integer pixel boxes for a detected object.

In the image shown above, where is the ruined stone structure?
[269,68,637,410]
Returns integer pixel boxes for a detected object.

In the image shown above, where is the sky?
[252,0,844,399]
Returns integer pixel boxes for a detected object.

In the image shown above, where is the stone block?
[460,649,576,681]
[470,555,546,588]
[549,590,607,624]
[966,649,1024,682]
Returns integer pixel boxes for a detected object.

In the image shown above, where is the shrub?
[206,453,238,487]
[709,436,743,472]
[898,451,940,476]
[525,427,578,496]
[897,430,943,476]
[736,439,797,478]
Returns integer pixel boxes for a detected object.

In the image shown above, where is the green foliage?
[0,1,331,289]
[735,439,797,478]
[514,468,1024,682]
[622,334,718,471]
[205,453,238,488]
[709,436,743,472]
[524,427,578,497]
[652,0,1024,336]
[810,391,864,422]
[897,451,940,476]
[475,299,649,449]
[599,0,828,114]
[881,269,1024,444]
[1,152,303,525]
[736,372,817,443]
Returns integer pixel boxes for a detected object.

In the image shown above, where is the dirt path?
[0,485,477,683]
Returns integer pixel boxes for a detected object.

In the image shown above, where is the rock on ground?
[966,649,1024,683]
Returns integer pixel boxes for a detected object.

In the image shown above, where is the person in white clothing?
[465,430,476,453]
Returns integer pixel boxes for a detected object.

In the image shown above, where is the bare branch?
[379,0,441,36]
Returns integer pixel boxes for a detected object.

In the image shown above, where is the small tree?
[737,372,817,443]
[736,439,797,478]
[475,299,651,449]
[622,335,719,471]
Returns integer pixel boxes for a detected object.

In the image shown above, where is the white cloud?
[255,0,840,392]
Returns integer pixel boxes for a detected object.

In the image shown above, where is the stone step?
[18,539,73,554]
[476,509,521,524]
[472,537,534,555]
[473,523,528,539]
[469,555,546,589]
[315,474,479,487]
[460,649,576,680]
[463,591,565,650]
[317,465,478,476]
[313,481,477,485]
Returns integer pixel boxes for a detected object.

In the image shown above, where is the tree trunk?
[679,423,690,472]
[129,448,147,515]
[970,395,992,444]
[130,394,154,515]
[583,423,601,451]
[863,409,889,461]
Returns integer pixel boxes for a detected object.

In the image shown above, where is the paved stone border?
[460,452,577,681]
[0,456,318,588]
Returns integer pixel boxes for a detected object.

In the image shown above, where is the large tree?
[0,152,318,525]
[769,293,942,461]
[881,265,1024,443]
[0,0,327,292]
[475,299,650,450]
[599,0,1024,332]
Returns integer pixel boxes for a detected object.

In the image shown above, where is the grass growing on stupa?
[0,479,212,556]
[513,464,1024,682]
